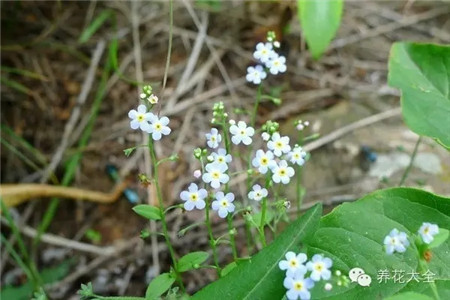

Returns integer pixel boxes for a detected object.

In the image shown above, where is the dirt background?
[1,1,449,298]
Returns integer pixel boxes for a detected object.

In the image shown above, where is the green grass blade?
[79,9,113,44]
[1,77,32,95]
[0,66,49,81]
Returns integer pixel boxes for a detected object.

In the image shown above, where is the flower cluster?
[383,222,440,255]
[246,32,286,85]
[279,252,333,300]
[295,120,310,131]
[139,85,159,104]
[128,104,171,141]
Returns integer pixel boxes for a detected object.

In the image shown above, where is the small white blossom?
[274,41,281,48]
[147,114,171,140]
[283,272,314,300]
[289,146,307,166]
[306,254,333,282]
[279,252,307,277]
[262,132,270,141]
[207,155,214,162]
[246,65,267,85]
[253,42,277,64]
[272,160,295,184]
[193,170,202,178]
[267,54,287,75]
[180,183,207,211]
[212,192,235,218]
[384,228,410,255]
[229,119,236,125]
[324,283,333,291]
[252,149,276,174]
[248,184,268,201]
[418,222,439,244]
[148,94,158,104]
[267,132,291,157]
[128,104,152,131]
[230,121,255,145]
[205,128,222,149]
[202,162,229,189]
[212,148,232,165]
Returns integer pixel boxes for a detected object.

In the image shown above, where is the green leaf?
[124,147,136,157]
[79,9,113,43]
[428,228,449,249]
[252,209,274,227]
[192,204,322,299]
[178,251,210,272]
[220,262,237,277]
[385,291,434,300]
[297,0,343,59]
[388,43,450,149]
[132,204,161,221]
[145,273,175,299]
[305,188,450,299]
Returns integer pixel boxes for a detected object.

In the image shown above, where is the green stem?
[296,130,304,216]
[201,158,221,277]
[399,136,422,186]
[418,259,440,300]
[220,120,238,259]
[259,196,267,247]
[148,138,184,292]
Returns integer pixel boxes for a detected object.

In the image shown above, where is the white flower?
[262,132,270,141]
[147,114,171,140]
[267,132,291,157]
[246,65,267,85]
[229,119,236,125]
[229,121,255,145]
[202,162,229,189]
[272,160,295,184]
[193,169,202,178]
[306,254,333,282]
[212,148,232,165]
[279,252,307,277]
[253,42,276,64]
[324,283,333,291]
[128,104,152,131]
[148,94,158,104]
[252,149,276,174]
[274,41,281,48]
[289,146,307,166]
[212,192,235,218]
[418,222,439,244]
[205,128,222,149]
[384,228,410,255]
[267,54,287,75]
[248,184,268,201]
[283,273,314,300]
[180,183,207,211]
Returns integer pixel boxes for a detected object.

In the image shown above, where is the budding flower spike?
[267,54,287,75]
[148,94,158,104]
[205,128,222,149]
[383,228,410,255]
[212,192,235,218]
[252,149,276,174]
[268,132,291,157]
[147,114,171,141]
[128,104,152,132]
[202,162,229,189]
[248,184,268,202]
[283,272,314,300]
[180,183,207,211]
[272,160,295,184]
[212,148,232,165]
[418,222,439,244]
[289,146,307,166]
[246,65,267,85]
[229,121,255,145]
[306,254,333,281]
[279,251,307,277]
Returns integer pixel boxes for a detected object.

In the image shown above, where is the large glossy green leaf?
[388,43,450,149]
[297,0,343,59]
[306,188,450,299]
[192,204,322,299]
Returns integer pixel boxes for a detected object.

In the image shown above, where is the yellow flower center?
[315,263,323,272]
[221,200,228,207]
[137,114,145,122]
[212,171,220,179]
[424,227,429,234]
[279,168,286,176]
[218,157,224,163]
[190,194,198,202]
[289,259,297,267]
[261,158,268,165]
[276,141,283,148]
[155,123,162,130]
[294,282,303,291]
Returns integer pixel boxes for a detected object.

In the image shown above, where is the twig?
[303,107,402,152]
[330,7,450,50]
[399,135,422,186]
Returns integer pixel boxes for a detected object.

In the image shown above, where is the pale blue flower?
[212,192,235,218]
[180,183,207,211]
